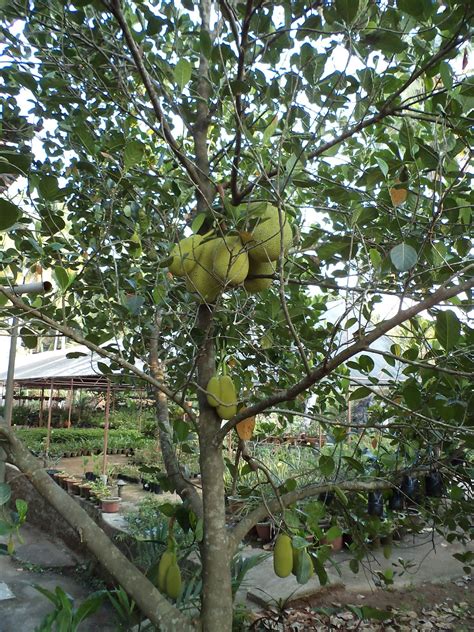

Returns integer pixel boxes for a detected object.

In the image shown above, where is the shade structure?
[0,345,145,392]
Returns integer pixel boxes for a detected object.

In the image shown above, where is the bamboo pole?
[67,379,74,428]
[39,388,45,426]
[45,381,54,455]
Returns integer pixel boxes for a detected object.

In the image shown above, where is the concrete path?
[237,530,474,607]
[0,524,117,632]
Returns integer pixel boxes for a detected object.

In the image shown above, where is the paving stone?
[14,541,77,568]
[0,582,15,601]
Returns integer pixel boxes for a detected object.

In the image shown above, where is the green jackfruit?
[213,236,249,286]
[248,205,293,262]
[292,546,301,576]
[157,550,174,592]
[169,235,202,277]
[273,534,293,578]
[244,260,275,293]
[165,560,182,600]
[185,237,222,302]
[206,375,221,408]
[216,375,237,419]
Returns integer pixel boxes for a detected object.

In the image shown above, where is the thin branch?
[215,273,474,444]
[104,0,203,191]
[367,348,474,379]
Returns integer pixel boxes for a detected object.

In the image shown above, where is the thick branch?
[0,287,196,423]
[229,470,425,552]
[215,274,474,443]
[0,426,195,632]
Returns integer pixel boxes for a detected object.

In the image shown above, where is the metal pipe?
[2,281,53,296]
[3,316,18,427]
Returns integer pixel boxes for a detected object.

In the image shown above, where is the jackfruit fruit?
[292,546,301,576]
[273,534,293,578]
[213,236,249,286]
[157,550,174,592]
[244,260,275,293]
[165,559,182,600]
[169,235,202,277]
[185,237,222,302]
[216,375,237,419]
[206,375,221,408]
[248,205,293,262]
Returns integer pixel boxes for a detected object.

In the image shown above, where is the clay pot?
[255,522,274,542]
[101,497,122,513]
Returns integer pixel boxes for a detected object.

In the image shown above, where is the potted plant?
[425,470,444,497]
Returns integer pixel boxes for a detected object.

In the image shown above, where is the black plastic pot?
[388,488,404,511]
[84,471,98,482]
[151,482,162,494]
[318,491,334,505]
[425,471,444,498]
[401,475,421,505]
[46,469,61,478]
[367,490,384,517]
[142,481,151,492]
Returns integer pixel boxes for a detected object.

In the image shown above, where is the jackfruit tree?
[0,1,473,630]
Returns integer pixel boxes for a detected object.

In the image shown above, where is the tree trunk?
[196,305,233,631]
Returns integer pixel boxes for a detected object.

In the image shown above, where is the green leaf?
[53,266,71,291]
[124,140,145,170]
[0,483,11,506]
[335,0,359,23]
[435,310,461,351]
[319,455,335,477]
[174,59,192,91]
[262,115,279,145]
[325,526,342,542]
[20,326,37,350]
[0,199,21,230]
[390,243,418,272]
[349,559,359,573]
[361,605,392,621]
[199,30,213,59]
[439,61,453,90]
[38,175,60,201]
[349,386,371,401]
[191,213,206,233]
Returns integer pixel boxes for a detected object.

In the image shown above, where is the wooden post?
[102,381,111,476]
[67,379,74,428]
[45,381,54,455]
[39,388,45,427]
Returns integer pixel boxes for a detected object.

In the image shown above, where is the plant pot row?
[60,448,134,458]
[48,470,122,513]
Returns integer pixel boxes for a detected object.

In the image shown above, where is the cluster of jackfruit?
[273,533,314,584]
[168,204,293,302]
[206,374,237,419]
[149,547,182,600]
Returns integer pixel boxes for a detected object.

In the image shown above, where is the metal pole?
[4,316,19,427]
[102,381,111,476]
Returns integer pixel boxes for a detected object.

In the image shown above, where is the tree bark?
[0,426,195,632]
[196,305,233,631]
